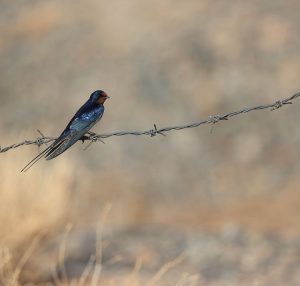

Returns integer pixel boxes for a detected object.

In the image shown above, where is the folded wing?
[21,107,104,172]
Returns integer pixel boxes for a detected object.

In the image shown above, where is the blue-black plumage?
[21,90,109,172]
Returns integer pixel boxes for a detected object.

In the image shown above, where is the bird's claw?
[80,135,89,143]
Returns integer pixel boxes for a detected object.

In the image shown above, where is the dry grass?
[0,195,197,286]
[1,1,300,285]
[0,240,197,286]
[1,146,299,285]
[0,147,72,250]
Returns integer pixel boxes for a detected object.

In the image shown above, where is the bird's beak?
[105,95,110,99]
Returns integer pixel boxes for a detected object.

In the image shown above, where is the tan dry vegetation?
[1,1,300,285]
[0,147,72,249]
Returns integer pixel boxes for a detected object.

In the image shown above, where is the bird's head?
[90,90,110,105]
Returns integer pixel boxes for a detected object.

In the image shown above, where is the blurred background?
[1,1,300,285]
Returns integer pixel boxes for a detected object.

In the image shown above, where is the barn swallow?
[21,90,109,172]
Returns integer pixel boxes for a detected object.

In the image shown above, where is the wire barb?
[150,124,166,137]
[1,91,299,153]
[270,99,293,111]
[271,100,283,110]
[37,129,48,147]
[208,115,223,124]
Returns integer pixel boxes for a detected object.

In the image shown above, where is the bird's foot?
[80,135,89,143]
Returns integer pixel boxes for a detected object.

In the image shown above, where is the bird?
[21,90,109,172]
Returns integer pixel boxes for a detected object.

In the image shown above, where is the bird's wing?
[45,114,103,161]
[45,129,87,160]
[69,115,100,131]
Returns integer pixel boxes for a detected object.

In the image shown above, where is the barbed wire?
[1,91,299,154]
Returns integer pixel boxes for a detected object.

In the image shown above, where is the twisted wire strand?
[1,92,299,153]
